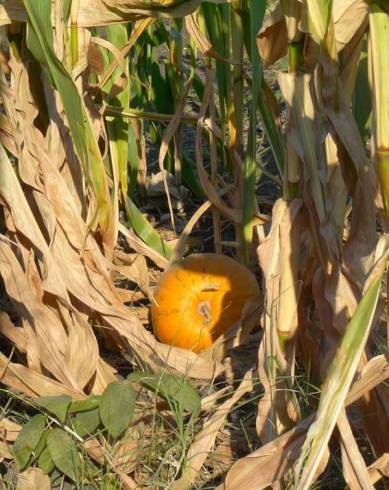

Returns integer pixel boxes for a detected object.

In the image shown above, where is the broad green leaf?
[47,429,78,482]
[23,0,112,235]
[295,274,383,490]
[99,382,136,438]
[71,408,101,438]
[69,396,101,414]
[128,372,201,416]
[13,415,45,470]
[36,395,72,422]
[38,446,56,475]
[33,430,49,460]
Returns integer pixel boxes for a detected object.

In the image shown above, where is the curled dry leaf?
[255,199,302,442]
[367,453,389,485]
[338,409,375,490]
[185,13,233,62]
[257,0,368,67]
[0,441,12,461]
[257,198,302,339]
[0,0,203,27]
[257,3,287,65]
[0,418,21,442]
[119,222,169,270]
[113,250,151,297]
[0,353,85,399]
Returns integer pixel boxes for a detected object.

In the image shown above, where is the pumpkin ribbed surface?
[151,253,260,353]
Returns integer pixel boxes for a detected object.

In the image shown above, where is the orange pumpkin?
[151,253,260,353]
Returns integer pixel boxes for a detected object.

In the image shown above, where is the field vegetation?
[0,0,388,488]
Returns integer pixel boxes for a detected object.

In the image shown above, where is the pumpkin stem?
[198,301,212,325]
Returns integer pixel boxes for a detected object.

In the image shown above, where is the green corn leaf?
[105,24,131,200]
[352,37,371,143]
[125,197,172,259]
[151,61,175,115]
[242,0,266,263]
[182,154,204,197]
[200,4,228,147]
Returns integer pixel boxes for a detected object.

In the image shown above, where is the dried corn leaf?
[0,353,85,399]
[0,0,206,27]
[0,312,27,353]
[367,453,389,484]
[0,418,21,442]
[294,265,385,490]
[338,409,374,490]
[0,145,69,302]
[119,223,169,269]
[257,198,302,338]
[113,251,151,297]
[196,70,241,224]
[255,199,302,441]
[258,0,368,67]
[0,441,12,461]
[222,355,389,489]
[16,468,51,490]
[257,3,287,65]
